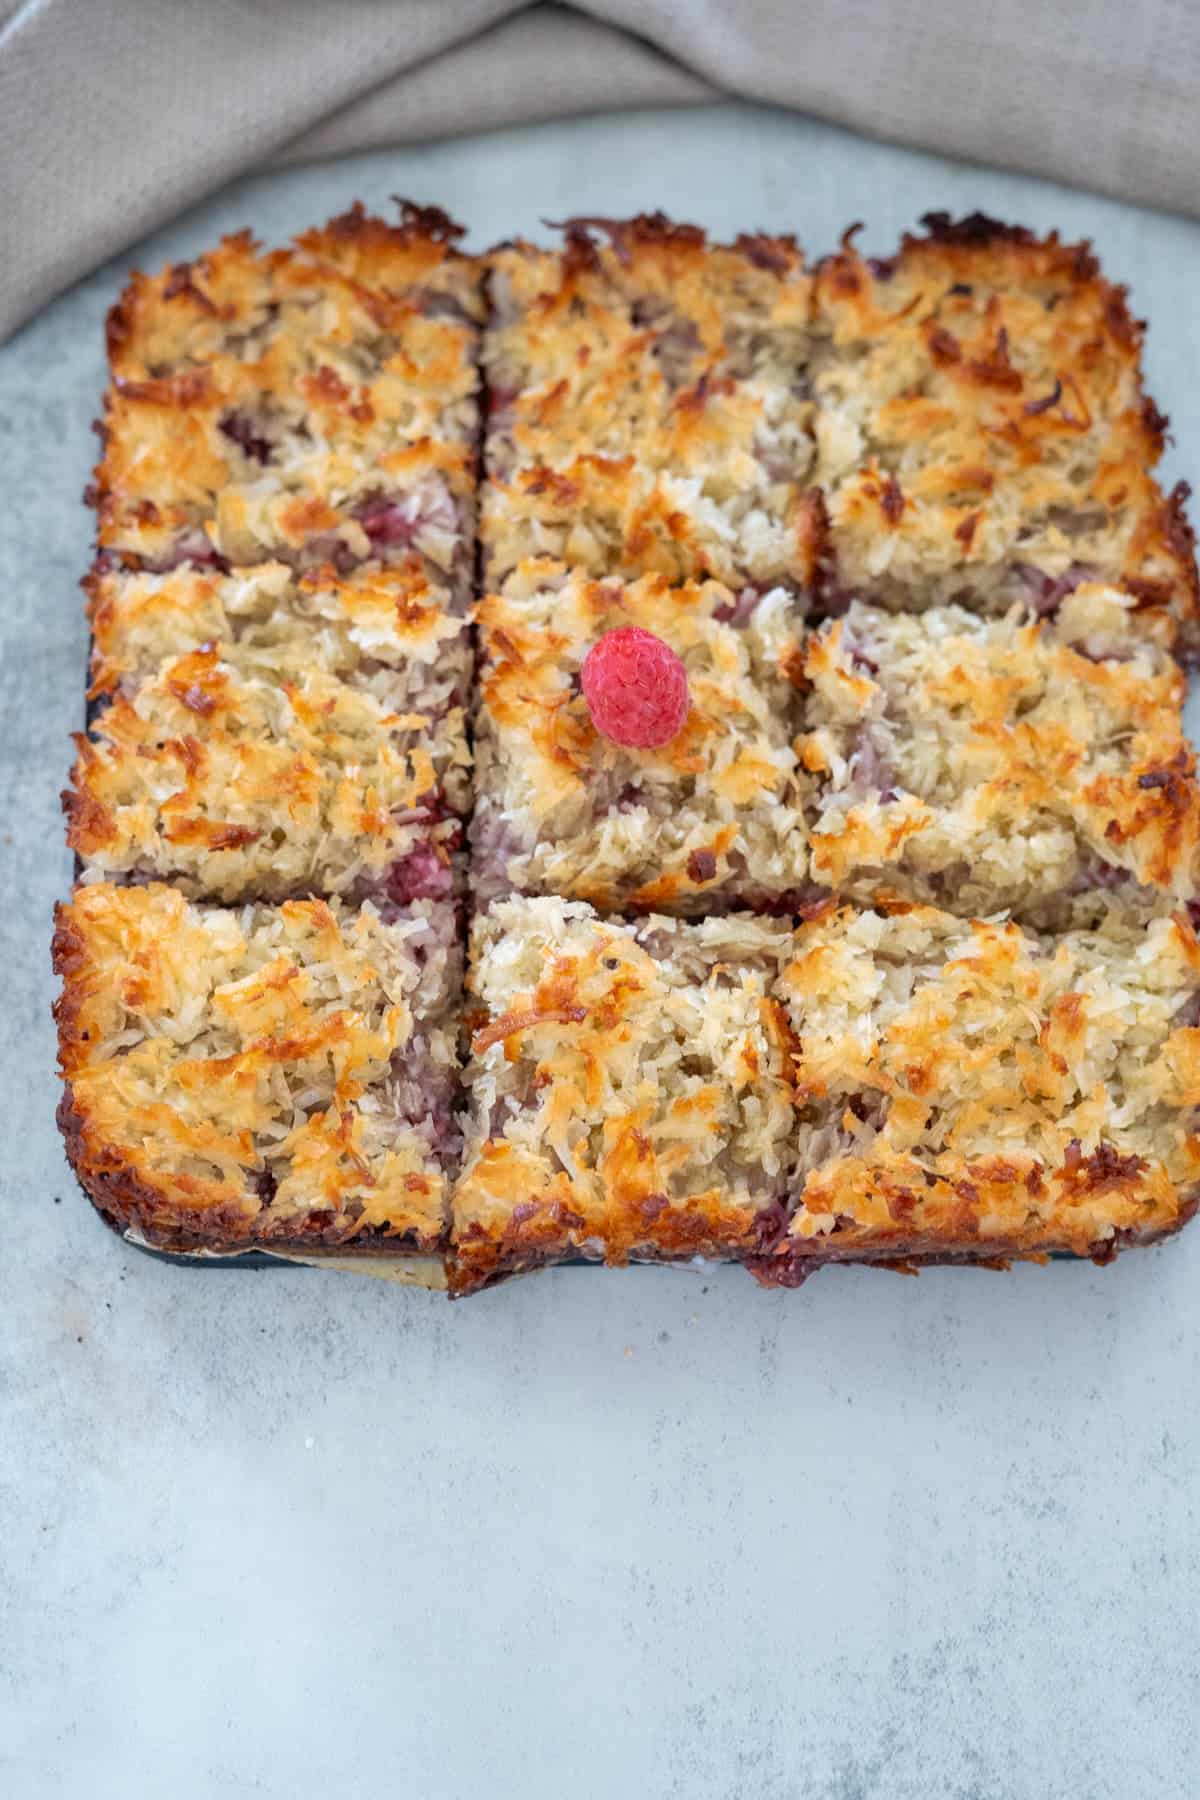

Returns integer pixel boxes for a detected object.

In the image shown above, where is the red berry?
[580,627,690,749]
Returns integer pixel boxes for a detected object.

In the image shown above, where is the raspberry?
[580,627,690,749]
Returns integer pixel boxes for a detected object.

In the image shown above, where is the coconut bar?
[54,884,461,1257]
[811,213,1199,657]
[450,896,794,1294]
[66,561,469,904]
[482,214,822,596]
[92,204,481,596]
[750,901,1200,1287]
[470,561,810,913]
[800,587,1200,923]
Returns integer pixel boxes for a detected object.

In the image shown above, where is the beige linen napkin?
[3,0,1199,342]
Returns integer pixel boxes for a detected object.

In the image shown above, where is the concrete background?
[3,102,1199,1799]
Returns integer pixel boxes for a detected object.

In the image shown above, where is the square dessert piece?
[811,213,1199,657]
[483,214,822,595]
[67,561,470,904]
[800,587,1200,923]
[54,884,462,1256]
[83,556,471,701]
[92,203,482,593]
[751,901,1200,1286]
[451,897,794,1294]
[471,560,809,913]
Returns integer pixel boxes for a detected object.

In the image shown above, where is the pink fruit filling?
[713,586,770,627]
[466,804,526,903]
[149,529,225,573]
[385,842,455,905]
[1012,560,1097,616]
[356,481,461,551]
[220,410,274,465]
[390,1048,461,1163]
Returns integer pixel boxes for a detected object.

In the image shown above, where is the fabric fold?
[4,0,1200,344]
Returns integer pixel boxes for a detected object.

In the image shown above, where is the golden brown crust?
[450,898,794,1295]
[83,559,469,699]
[483,215,817,592]
[800,589,1200,920]
[811,214,1199,654]
[106,201,480,378]
[750,900,1200,1285]
[64,644,466,903]
[57,1086,440,1258]
[93,203,481,584]
[69,559,470,902]
[54,883,461,1253]
[93,388,476,582]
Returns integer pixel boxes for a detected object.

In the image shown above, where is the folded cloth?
[3,0,1199,343]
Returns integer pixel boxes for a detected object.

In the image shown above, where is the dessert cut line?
[54,199,1200,1287]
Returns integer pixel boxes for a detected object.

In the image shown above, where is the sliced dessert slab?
[483,213,821,594]
[470,560,809,913]
[451,896,794,1294]
[811,213,1199,657]
[92,203,482,593]
[54,884,461,1256]
[67,561,469,904]
[800,587,1200,924]
[751,900,1200,1287]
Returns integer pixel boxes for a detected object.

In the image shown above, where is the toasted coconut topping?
[54,884,461,1250]
[470,559,810,913]
[66,616,469,901]
[811,215,1199,654]
[483,218,818,592]
[801,587,1200,921]
[94,204,481,586]
[451,896,794,1293]
[84,559,469,697]
[107,202,479,377]
[95,400,476,588]
[750,901,1200,1281]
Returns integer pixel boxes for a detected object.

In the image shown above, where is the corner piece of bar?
[53,883,462,1256]
[483,213,820,595]
[92,201,481,592]
[750,899,1200,1287]
[811,213,1200,658]
[470,559,810,914]
[799,588,1200,923]
[450,896,794,1294]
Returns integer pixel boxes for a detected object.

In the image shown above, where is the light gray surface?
[3,103,1199,1800]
